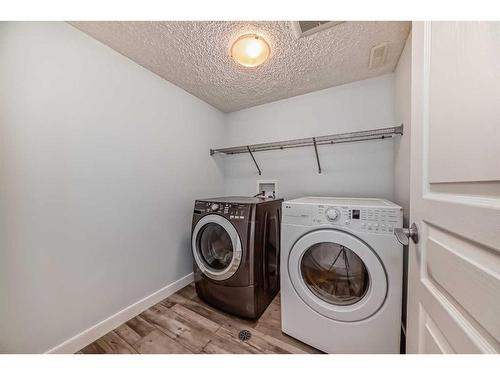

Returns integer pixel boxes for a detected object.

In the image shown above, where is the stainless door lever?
[394,223,419,246]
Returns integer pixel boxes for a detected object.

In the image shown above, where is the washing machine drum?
[192,214,242,281]
[288,229,387,322]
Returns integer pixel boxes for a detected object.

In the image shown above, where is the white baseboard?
[46,272,194,354]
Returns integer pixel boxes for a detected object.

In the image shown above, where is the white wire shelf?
[210,124,403,175]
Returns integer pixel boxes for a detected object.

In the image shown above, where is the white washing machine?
[281,197,403,353]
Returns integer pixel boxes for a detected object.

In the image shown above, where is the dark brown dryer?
[191,196,283,319]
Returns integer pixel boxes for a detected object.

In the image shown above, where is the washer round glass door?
[192,214,242,281]
[288,229,387,322]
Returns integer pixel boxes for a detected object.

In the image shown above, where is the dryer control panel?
[283,202,403,234]
[194,201,250,220]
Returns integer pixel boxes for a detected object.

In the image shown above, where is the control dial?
[210,203,220,211]
[325,208,340,221]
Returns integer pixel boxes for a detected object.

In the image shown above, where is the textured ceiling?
[70,21,411,113]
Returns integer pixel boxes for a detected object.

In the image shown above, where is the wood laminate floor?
[78,283,321,354]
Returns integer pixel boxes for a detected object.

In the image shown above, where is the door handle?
[394,223,419,246]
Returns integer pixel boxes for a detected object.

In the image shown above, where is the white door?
[407,21,500,353]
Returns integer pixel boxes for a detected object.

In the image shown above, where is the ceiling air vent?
[368,42,389,69]
[291,21,345,38]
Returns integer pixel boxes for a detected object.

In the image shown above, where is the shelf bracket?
[312,137,322,174]
[247,146,262,175]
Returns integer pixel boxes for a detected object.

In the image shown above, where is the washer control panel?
[194,201,249,220]
[284,202,403,234]
[316,205,402,233]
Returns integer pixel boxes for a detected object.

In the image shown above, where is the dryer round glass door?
[288,229,387,322]
[198,223,234,270]
[192,214,242,281]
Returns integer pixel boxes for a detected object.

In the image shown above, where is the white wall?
[0,22,225,353]
[393,33,412,225]
[223,75,398,200]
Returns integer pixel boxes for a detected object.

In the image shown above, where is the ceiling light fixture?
[231,34,270,68]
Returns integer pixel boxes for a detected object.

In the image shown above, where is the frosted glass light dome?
[231,34,270,67]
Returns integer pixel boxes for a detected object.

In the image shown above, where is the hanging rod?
[210,124,403,174]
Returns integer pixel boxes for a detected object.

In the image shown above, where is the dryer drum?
[197,223,234,270]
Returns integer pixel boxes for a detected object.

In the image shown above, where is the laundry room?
[1,1,499,373]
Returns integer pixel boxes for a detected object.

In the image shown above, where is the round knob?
[325,208,339,221]
[211,203,220,211]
